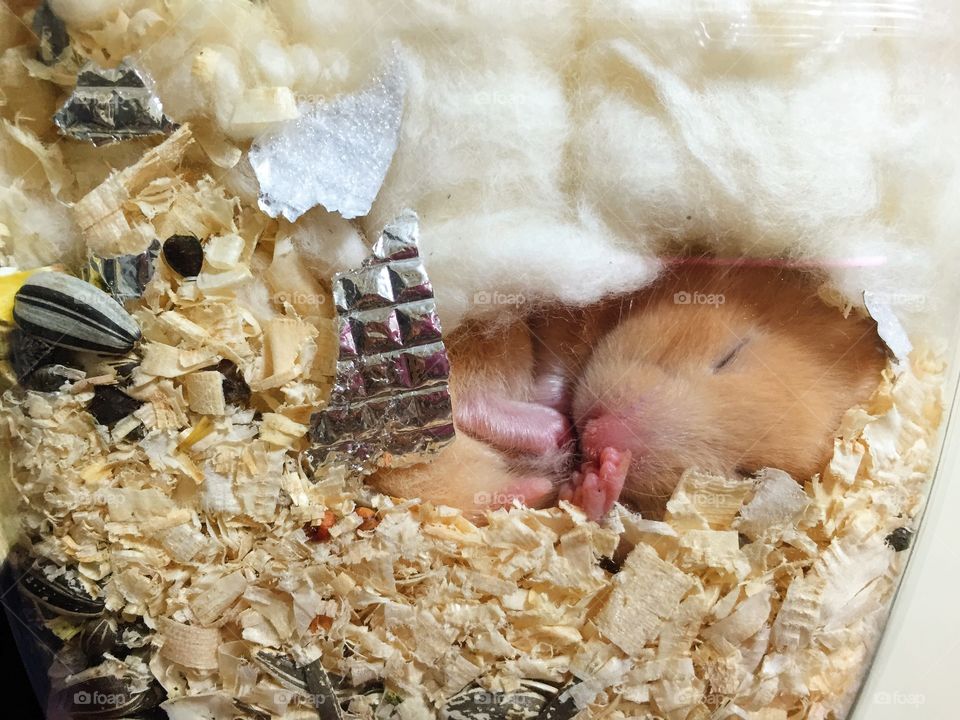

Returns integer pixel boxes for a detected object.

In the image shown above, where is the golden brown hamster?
[371,263,887,521]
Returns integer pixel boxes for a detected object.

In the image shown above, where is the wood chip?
[158,617,221,670]
[596,544,695,656]
[190,571,249,626]
[259,412,309,447]
[262,318,318,379]
[183,371,227,416]
[74,125,194,256]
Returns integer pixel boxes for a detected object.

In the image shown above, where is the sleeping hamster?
[371,264,887,520]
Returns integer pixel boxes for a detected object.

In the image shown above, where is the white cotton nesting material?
[11,0,960,338]
[416,208,660,328]
[249,58,405,222]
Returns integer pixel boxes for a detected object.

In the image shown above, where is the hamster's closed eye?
[713,337,750,372]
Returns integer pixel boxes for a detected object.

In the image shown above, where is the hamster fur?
[370,263,887,520]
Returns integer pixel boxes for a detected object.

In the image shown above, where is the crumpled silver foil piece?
[249,57,405,222]
[84,240,161,303]
[33,0,69,65]
[307,210,455,478]
[53,59,179,145]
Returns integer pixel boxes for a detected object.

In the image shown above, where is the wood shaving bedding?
[0,7,949,719]
[0,170,945,714]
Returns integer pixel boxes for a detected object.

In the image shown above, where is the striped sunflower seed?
[13,271,141,355]
[19,559,105,619]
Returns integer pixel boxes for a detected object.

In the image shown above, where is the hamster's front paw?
[560,447,631,521]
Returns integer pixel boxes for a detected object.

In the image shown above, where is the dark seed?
[738,532,751,548]
[116,619,152,653]
[54,666,165,718]
[79,616,119,661]
[124,423,148,442]
[78,355,140,385]
[13,272,141,355]
[343,681,388,703]
[598,555,621,574]
[303,659,344,720]
[32,0,69,65]
[218,358,251,406]
[19,561,105,619]
[8,328,74,382]
[112,360,140,382]
[88,385,143,426]
[162,235,204,277]
[25,364,85,393]
[537,683,581,720]
[885,527,913,552]
[94,358,140,384]
[254,651,308,693]
[254,651,384,714]
[442,683,546,720]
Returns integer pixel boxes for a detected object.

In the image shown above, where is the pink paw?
[559,447,631,521]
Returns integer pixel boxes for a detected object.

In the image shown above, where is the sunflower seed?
[19,560,105,619]
[598,555,621,574]
[254,650,308,693]
[79,617,119,662]
[52,661,165,718]
[536,683,581,720]
[117,620,152,653]
[26,363,86,393]
[303,659,344,720]
[442,683,546,720]
[13,272,141,355]
[78,354,140,383]
[254,651,377,718]
[233,700,272,720]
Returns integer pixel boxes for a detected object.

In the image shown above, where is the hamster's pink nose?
[581,412,638,460]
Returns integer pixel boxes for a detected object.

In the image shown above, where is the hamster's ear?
[454,393,572,457]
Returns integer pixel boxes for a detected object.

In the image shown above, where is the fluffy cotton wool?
[7,0,960,339]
